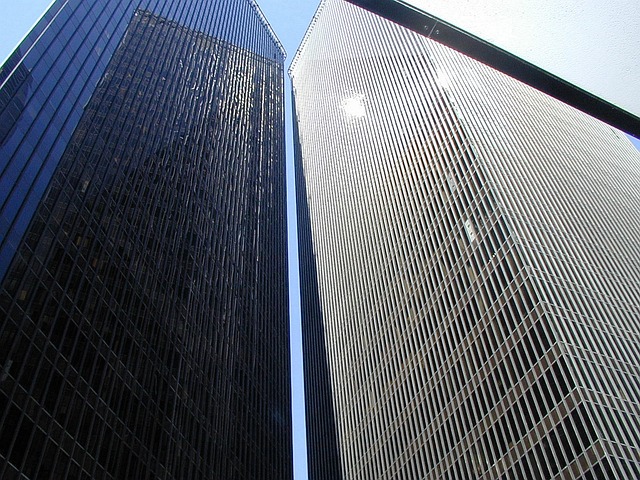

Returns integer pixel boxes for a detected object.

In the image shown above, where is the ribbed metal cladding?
[0,1,291,479]
[290,1,640,479]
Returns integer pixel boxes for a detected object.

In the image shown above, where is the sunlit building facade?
[291,0,640,479]
[0,1,291,479]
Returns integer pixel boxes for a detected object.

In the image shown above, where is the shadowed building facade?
[0,1,291,479]
[291,0,640,479]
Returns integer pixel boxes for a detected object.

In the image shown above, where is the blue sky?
[1,2,639,480]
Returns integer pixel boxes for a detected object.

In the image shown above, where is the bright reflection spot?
[436,71,451,89]
[340,94,366,118]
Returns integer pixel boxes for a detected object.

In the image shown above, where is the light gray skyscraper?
[291,0,640,478]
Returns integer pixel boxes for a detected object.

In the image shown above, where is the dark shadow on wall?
[292,92,344,480]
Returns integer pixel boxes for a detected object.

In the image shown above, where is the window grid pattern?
[290,1,640,479]
[0,1,290,479]
[0,0,284,284]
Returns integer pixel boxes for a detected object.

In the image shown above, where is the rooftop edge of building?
[288,0,328,77]
[251,0,287,59]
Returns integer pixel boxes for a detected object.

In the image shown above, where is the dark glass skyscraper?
[0,1,291,479]
[291,0,640,479]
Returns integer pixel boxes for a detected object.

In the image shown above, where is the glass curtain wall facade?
[291,0,640,479]
[0,1,291,479]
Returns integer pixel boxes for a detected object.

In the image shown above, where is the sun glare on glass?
[340,94,366,118]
